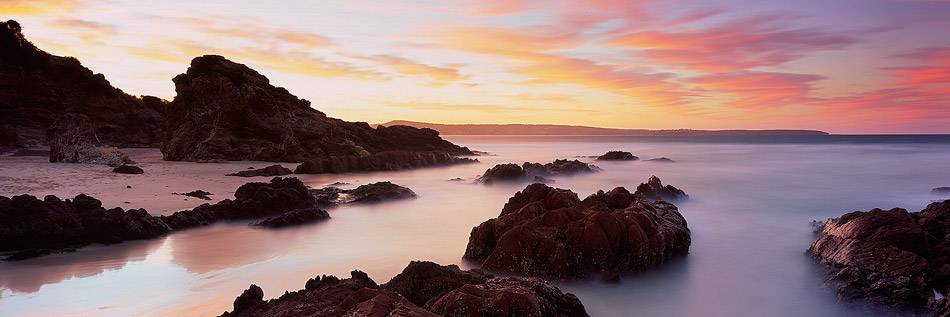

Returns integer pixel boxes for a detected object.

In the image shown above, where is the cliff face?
[161,55,471,162]
[0,20,165,147]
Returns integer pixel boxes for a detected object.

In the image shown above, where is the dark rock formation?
[220,270,436,317]
[310,182,416,208]
[645,157,674,162]
[425,276,588,317]
[160,177,315,230]
[294,151,477,174]
[933,187,950,195]
[0,193,171,260]
[112,165,144,174]
[47,114,133,167]
[226,165,292,177]
[0,20,165,147]
[161,55,471,162]
[635,175,688,202]
[477,159,598,184]
[173,190,213,200]
[251,207,329,228]
[808,200,950,315]
[464,180,691,279]
[220,262,588,317]
[596,151,639,161]
[381,261,493,307]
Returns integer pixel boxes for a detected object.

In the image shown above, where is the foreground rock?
[221,261,588,317]
[161,55,472,162]
[310,182,416,208]
[294,151,477,174]
[635,175,688,202]
[47,114,134,167]
[226,165,292,177]
[0,20,164,147]
[464,179,691,279]
[160,177,315,230]
[0,194,171,260]
[112,164,144,174]
[808,200,950,315]
[596,151,639,161]
[477,159,598,184]
[250,208,330,228]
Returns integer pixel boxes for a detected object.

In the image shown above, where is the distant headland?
[375,120,830,136]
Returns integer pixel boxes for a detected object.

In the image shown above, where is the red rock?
[425,276,588,317]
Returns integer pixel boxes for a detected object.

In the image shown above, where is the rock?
[933,187,950,195]
[463,179,691,278]
[0,20,165,147]
[232,284,264,314]
[294,151,477,174]
[645,157,674,162]
[425,276,589,317]
[380,261,494,307]
[47,114,134,167]
[226,165,292,177]
[161,55,472,162]
[0,193,171,260]
[477,159,598,184]
[251,208,330,228]
[634,175,688,202]
[173,190,213,200]
[112,164,144,174]
[596,151,639,161]
[220,270,436,317]
[160,177,315,230]
[309,182,416,208]
[808,200,950,315]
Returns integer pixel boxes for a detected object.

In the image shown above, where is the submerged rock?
[161,55,471,162]
[294,151,476,174]
[808,200,950,315]
[477,159,598,184]
[173,190,213,200]
[0,193,171,260]
[160,177,315,230]
[251,207,329,228]
[226,165,292,177]
[310,181,416,208]
[47,114,133,167]
[112,164,144,174]
[635,175,688,202]
[933,187,950,195]
[596,151,639,161]
[464,179,691,279]
[645,157,674,162]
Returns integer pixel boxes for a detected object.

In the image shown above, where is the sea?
[1,135,949,316]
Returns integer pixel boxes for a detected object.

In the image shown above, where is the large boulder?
[0,20,164,147]
[47,114,133,167]
[294,151,476,174]
[161,55,471,162]
[0,193,171,260]
[425,276,588,317]
[381,261,494,307]
[808,200,950,315]
[309,182,417,208]
[464,180,691,279]
[634,175,688,203]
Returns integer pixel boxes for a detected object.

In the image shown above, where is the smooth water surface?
[2,135,949,316]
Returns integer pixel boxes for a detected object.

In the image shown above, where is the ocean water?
[2,135,949,316]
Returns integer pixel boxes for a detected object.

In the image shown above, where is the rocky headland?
[808,200,950,315]
[464,176,691,279]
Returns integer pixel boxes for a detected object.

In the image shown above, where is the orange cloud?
[886,47,950,86]
[359,55,469,82]
[0,0,88,15]
[687,71,825,109]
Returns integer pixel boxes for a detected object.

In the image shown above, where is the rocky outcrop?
[112,165,144,174]
[161,55,472,162]
[464,180,691,279]
[477,159,598,184]
[251,207,330,228]
[310,182,416,208]
[220,262,588,317]
[0,193,171,260]
[634,175,688,202]
[0,20,165,147]
[160,177,315,230]
[596,151,638,161]
[226,165,292,177]
[294,151,476,174]
[933,187,950,195]
[808,200,950,315]
[381,261,494,307]
[425,276,588,317]
[47,114,134,167]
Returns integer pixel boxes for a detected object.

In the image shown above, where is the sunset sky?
[3,0,949,133]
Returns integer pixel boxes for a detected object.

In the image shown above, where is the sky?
[2,0,949,133]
